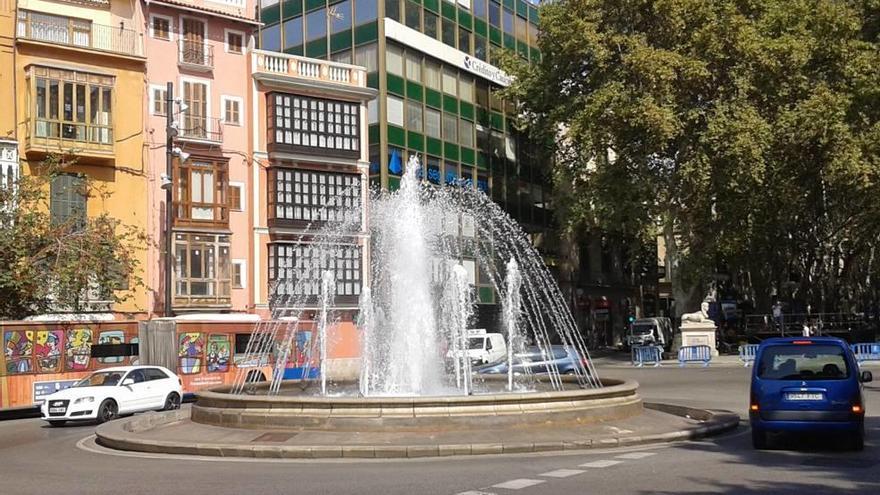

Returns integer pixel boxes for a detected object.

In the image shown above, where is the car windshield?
[757,344,850,380]
[467,337,486,350]
[632,325,653,335]
[73,371,125,387]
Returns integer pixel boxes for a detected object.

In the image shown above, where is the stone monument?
[678,294,718,356]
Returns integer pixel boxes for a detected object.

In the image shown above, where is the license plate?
[785,392,823,401]
[49,407,65,413]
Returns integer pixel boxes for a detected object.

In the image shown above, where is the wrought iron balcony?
[178,116,223,144]
[178,40,214,71]
[16,10,144,58]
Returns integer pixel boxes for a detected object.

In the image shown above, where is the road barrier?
[739,344,759,367]
[678,345,712,367]
[631,345,663,367]
[851,343,880,364]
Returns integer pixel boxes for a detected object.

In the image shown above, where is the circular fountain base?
[192,377,642,432]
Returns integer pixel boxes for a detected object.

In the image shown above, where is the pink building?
[142,0,258,316]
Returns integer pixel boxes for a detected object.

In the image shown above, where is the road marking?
[579,460,622,468]
[455,491,497,495]
[491,479,546,490]
[616,452,657,460]
[539,469,585,478]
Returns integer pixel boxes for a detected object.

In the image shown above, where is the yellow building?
[13,0,149,317]
[1,0,18,181]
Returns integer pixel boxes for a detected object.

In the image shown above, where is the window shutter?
[229,184,241,211]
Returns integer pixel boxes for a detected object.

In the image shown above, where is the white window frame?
[220,95,244,126]
[150,14,174,41]
[149,84,168,116]
[229,181,245,211]
[232,259,247,289]
[224,28,246,54]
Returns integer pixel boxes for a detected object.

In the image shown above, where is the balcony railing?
[179,116,223,143]
[252,49,368,89]
[178,40,214,70]
[17,10,144,58]
[27,117,115,158]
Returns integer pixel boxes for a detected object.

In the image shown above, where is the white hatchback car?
[40,365,183,426]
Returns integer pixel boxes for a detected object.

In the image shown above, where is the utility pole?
[164,82,174,317]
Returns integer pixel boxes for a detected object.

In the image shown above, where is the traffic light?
[628,314,636,324]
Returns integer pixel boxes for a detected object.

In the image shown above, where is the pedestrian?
[772,301,783,329]
[802,322,812,337]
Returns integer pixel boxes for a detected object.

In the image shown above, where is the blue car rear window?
[757,344,850,380]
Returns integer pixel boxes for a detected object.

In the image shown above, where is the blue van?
[750,337,872,450]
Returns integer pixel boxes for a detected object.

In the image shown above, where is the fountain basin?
[192,376,641,431]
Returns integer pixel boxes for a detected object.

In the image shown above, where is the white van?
[448,329,507,365]
[627,317,673,351]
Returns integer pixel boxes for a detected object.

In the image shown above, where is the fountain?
[192,155,640,431]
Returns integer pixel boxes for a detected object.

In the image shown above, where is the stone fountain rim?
[196,376,635,407]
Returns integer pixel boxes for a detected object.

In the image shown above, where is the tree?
[0,154,146,319]
[501,0,880,314]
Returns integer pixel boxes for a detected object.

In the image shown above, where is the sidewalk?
[96,403,739,459]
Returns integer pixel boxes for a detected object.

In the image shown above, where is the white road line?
[579,460,623,468]
[491,479,546,490]
[616,452,657,460]
[455,491,497,495]
[539,469,585,478]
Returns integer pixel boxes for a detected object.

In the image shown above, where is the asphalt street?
[0,361,878,495]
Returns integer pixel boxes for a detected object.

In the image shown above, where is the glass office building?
[258,0,552,312]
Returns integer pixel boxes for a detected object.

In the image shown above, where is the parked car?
[446,329,507,366]
[40,365,183,427]
[473,345,587,375]
[626,317,673,351]
[750,337,871,450]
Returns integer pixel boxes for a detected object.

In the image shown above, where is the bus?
[0,316,360,411]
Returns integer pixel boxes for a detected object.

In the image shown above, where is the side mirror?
[121,378,135,386]
[860,371,873,383]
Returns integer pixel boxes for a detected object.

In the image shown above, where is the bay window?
[174,233,231,307]
[268,93,360,158]
[174,159,229,227]
[30,66,113,147]
[269,167,362,226]
[269,243,362,301]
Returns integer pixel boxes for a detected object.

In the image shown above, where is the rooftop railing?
[17,10,144,58]
[252,49,367,88]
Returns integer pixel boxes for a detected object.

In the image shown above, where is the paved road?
[0,364,878,495]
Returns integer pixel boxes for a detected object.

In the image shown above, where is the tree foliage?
[501,0,880,312]
[0,154,146,319]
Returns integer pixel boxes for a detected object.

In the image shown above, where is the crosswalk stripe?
[539,469,585,478]
[491,479,546,490]
[579,460,623,468]
[616,452,657,460]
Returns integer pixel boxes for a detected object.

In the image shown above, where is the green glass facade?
[258,0,551,308]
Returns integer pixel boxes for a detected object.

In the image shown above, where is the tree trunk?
[664,213,700,318]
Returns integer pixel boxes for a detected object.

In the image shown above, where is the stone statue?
[681,290,716,325]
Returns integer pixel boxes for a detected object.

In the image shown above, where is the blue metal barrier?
[631,345,663,367]
[851,343,880,364]
[678,345,712,367]
[739,344,759,367]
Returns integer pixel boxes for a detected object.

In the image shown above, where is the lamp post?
[163,82,175,317]
[162,83,189,317]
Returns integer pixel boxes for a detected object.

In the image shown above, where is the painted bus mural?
[0,319,361,410]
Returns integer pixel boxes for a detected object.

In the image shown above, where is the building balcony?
[178,40,214,72]
[252,50,375,98]
[25,118,115,164]
[16,10,144,59]
[178,117,223,144]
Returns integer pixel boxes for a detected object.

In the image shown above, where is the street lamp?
[164,83,188,317]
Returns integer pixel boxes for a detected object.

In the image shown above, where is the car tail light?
[750,390,759,412]
[852,404,863,414]
[792,340,812,345]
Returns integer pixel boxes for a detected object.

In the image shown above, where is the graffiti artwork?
[34,331,63,373]
[206,335,231,373]
[178,333,204,374]
[65,329,92,372]
[97,330,125,365]
[4,331,33,374]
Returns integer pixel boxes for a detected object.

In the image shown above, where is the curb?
[95,403,740,459]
